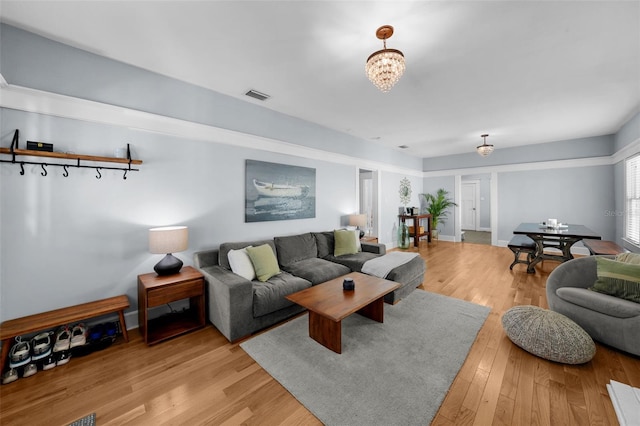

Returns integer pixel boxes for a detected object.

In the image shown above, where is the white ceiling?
[1,1,638,158]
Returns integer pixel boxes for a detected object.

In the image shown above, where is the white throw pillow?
[354,229,362,252]
[228,246,256,281]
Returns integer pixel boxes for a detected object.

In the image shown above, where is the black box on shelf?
[26,141,53,152]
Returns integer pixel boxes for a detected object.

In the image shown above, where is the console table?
[398,214,432,246]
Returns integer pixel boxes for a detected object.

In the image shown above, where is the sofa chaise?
[194,230,426,342]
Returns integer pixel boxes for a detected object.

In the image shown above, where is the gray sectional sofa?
[194,231,426,342]
[546,255,640,356]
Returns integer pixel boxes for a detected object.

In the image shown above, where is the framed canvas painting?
[245,159,316,222]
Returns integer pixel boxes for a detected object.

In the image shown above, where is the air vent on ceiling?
[398,145,409,149]
[245,89,270,101]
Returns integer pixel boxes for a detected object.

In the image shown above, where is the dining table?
[513,222,601,273]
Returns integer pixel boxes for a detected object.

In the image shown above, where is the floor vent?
[245,89,270,101]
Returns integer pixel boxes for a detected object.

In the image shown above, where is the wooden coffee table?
[285,272,400,354]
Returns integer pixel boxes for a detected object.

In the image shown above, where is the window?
[625,154,640,246]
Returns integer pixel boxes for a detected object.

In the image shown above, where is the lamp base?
[154,253,183,276]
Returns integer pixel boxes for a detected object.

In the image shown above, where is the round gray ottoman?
[502,305,595,364]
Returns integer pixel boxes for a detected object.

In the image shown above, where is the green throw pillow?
[334,229,358,257]
[246,244,280,282]
[590,257,640,303]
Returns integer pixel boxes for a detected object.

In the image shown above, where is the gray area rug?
[240,290,490,425]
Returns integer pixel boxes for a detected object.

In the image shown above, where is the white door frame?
[356,167,380,238]
[461,180,480,231]
[455,173,498,245]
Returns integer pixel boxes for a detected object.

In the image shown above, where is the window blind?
[626,154,640,246]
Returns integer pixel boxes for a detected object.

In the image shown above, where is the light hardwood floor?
[1,241,638,425]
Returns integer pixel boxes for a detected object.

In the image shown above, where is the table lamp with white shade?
[149,226,188,276]
[349,214,367,238]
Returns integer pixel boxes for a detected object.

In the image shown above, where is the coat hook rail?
[0,159,139,176]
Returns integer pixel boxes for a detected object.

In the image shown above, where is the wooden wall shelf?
[0,129,142,179]
[0,148,143,165]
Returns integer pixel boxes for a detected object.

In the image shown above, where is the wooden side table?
[398,214,433,246]
[138,266,205,345]
[361,236,379,244]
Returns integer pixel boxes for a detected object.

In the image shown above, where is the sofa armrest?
[547,256,597,295]
[197,264,254,341]
[362,242,386,255]
[194,249,219,269]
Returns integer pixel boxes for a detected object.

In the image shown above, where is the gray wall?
[0,24,423,171]
[615,112,640,152]
[423,134,614,172]
[497,165,615,243]
[0,24,426,321]
[0,109,358,320]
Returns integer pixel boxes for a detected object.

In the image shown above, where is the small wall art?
[245,159,316,222]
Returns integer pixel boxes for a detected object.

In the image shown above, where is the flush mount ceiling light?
[365,25,405,92]
[476,134,494,157]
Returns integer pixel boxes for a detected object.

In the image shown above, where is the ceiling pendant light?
[476,134,494,157]
[365,25,405,92]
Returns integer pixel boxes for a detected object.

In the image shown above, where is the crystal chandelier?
[366,25,405,92]
[476,134,494,157]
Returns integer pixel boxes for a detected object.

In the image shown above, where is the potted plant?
[421,189,457,239]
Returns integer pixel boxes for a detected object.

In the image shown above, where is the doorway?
[460,175,492,245]
[358,168,378,238]
[461,181,479,231]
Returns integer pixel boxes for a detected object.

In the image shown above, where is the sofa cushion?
[246,244,281,282]
[253,272,311,317]
[314,231,335,258]
[502,305,595,364]
[334,229,359,256]
[556,287,640,318]
[590,257,640,303]
[227,247,256,281]
[219,239,275,270]
[326,252,380,272]
[274,233,318,268]
[282,258,350,285]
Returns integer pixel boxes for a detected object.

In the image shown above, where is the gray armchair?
[546,256,640,356]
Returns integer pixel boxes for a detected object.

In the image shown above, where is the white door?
[461,183,477,230]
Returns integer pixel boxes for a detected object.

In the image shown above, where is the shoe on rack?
[1,368,19,385]
[9,337,31,369]
[70,323,88,348]
[104,322,118,337]
[56,351,71,366]
[53,325,71,352]
[42,354,57,371]
[31,331,53,361]
[89,323,105,342]
[22,363,38,378]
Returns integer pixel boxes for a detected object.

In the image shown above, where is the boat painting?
[253,179,309,198]
[246,160,316,222]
